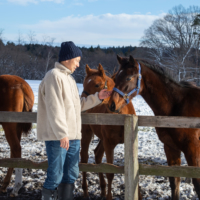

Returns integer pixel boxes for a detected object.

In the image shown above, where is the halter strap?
[82,91,90,96]
[104,80,108,89]
[113,63,142,104]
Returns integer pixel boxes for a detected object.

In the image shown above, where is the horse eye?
[126,78,131,81]
[95,84,100,88]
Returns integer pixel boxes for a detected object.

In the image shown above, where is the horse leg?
[192,179,200,198]
[10,168,22,197]
[183,142,200,198]
[138,188,142,200]
[81,125,93,199]
[0,123,21,194]
[164,144,181,200]
[10,124,23,197]
[102,139,116,200]
[94,140,106,198]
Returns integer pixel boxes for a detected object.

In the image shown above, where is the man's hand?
[98,89,112,100]
[60,136,69,150]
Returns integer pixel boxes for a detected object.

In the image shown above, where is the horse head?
[108,55,144,112]
[81,64,115,103]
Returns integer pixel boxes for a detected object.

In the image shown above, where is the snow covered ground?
[0,80,198,200]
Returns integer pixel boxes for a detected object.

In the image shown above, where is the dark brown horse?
[0,75,34,196]
[81,64,142,200]
[108,55,200,200]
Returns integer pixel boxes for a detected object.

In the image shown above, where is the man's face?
[62,56,81,73]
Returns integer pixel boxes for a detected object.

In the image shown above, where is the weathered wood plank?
[139,164,200,178]
[0,158,48,170]
[80,163,124,174]
[0,112,127,125]
[81,113,126,125]
[1,158,200,178]
[0,158,124,173]
[0,112,37,123]
[138,116,200,128]
[124,115,139,200]
[1,112,200,128]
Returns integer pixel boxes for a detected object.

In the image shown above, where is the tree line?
[0,35,149,82]
[0,5,200,84]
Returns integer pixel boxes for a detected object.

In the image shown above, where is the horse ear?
[117,55,123,64]
[85,64,91,75]
[98,64,105,78]
[129,55,136,65]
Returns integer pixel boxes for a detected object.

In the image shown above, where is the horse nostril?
[110,102,116,112]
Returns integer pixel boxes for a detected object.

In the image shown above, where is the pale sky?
[0,0,199,47]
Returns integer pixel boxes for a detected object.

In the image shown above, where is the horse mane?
[179,81,197,88]
[104,70,113,78]
[136,58,197,89]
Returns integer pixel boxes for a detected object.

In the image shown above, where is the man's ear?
[85,64,91,75]
[98,64,106,79]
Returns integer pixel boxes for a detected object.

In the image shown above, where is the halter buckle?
[123,94,129,100]
[138,74,142,80]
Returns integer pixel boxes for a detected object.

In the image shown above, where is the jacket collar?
[54,62,73,75]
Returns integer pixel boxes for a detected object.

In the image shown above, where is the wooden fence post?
[124,115,139,200]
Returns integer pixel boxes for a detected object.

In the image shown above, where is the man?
[37,41,111,200]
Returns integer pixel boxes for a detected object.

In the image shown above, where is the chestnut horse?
[0,75,34,196]
[81,64,142,200]
[108,55,200,200]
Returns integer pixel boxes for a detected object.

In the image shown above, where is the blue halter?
[113,63,142,104]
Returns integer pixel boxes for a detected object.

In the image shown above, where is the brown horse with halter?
[81,64,142,200]
[108,55,200,200]
[0,75,34,196]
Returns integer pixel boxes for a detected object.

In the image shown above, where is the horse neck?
[120,102,136,115]
[140,65,183,116]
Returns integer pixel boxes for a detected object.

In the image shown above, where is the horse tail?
[17,81,34,136]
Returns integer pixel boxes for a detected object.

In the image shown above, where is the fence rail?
[1,112,200,200]
[1,158,200,178]
[1,111,200,128]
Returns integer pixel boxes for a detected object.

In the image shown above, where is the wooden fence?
[1,111,200,200]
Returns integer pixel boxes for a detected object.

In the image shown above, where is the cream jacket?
[37,62,102,141]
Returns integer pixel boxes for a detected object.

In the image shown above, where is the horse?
[0,75,34,197]
[108,55,200,200]
[81,64,142,200]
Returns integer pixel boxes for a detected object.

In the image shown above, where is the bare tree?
[17,31,25,45]
[192,14,200,80]
[0,28,4,41]
[140,5,200,82]
[0,29,5,75]
[42,35,56,74]
[0,28,5,51]
[27,30,36,44]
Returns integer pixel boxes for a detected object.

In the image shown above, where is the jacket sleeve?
[81,92,102,112]
[45,74,68,140]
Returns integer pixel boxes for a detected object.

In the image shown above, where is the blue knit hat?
[59,41,82,62]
